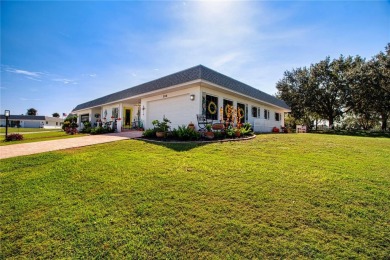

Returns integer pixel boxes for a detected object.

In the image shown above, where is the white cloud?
[52,78,77,84]
[147,1,312,92]
[5,67,44,78]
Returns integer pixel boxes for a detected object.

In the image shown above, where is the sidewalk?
[0,131,143,160]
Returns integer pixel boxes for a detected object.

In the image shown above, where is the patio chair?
[196,114,212,131]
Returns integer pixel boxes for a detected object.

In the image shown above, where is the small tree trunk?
[329,116,334,129]
[381,113,388,131]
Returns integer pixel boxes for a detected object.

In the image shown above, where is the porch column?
[117,104,122,132]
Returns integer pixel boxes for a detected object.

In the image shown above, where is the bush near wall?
[311,129,390,138]
[5,133,24,142]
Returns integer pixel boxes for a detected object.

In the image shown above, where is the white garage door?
[147,95,194,130]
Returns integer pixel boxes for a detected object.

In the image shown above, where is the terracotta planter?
[235,131,241,137]
[212,123,224,131]
[156,131,165,138]
[204,131,214,139]
[188,123,195,131]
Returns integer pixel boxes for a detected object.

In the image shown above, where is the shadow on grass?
[139,139,209,152]
[136,135,256,152]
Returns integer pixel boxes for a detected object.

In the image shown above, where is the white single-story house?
[0,115,64,129]
[72,65,290,132]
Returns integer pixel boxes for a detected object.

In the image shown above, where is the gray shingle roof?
[0,115,46,120]
[73,65,289,111]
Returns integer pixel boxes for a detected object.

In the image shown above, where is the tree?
[348,44,390,130]
[307,56,354,128]
[27,108,37,116]
[365,45,390,130]
[276,44,390,131]
[276,67,310,120]
[52,112,60,118]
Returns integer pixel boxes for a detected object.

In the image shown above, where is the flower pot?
[212,123,224,131]
[204,131,214,139]
[156,131,165,138]
[235,131,241,137]
[188,123,195,131]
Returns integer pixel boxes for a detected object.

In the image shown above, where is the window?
[46,121,48,125]
[237,103,246,123]
[81,114,89,122]
[275,112,281,121]
[264,109,270,120]
[252,106,257,118]
[252,106,261,118]
[56,122,58,126]
[205,95,218,120]
[112,108,119,119]
[223,99,233,121]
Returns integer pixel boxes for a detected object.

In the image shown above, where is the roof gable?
[73,65,289,111]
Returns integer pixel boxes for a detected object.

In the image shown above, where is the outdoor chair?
[196,114,213,131]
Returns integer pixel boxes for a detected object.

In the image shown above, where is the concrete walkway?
[0,131,143,160]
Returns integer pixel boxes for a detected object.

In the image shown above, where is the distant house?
[72,65,290,132]
[0,115,64,129]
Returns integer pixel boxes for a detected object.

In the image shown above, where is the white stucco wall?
[141,85,201,130]
[200,86,286,132]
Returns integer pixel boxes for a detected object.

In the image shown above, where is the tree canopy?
[52,112,60,118]
[27,108,37,116]
[276,43,390,131]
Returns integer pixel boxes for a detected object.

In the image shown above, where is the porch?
[76,99,144,133]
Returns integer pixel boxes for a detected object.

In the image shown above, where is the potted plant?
[204,124,214,139]
[234,128,241,137]
[188,122,195,131]
[152,117,171,138]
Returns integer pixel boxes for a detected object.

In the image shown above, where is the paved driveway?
[0,131,143,160]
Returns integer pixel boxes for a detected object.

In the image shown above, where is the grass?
[0,132,88,146]
[0,134,389,258]
[0,127,61,133]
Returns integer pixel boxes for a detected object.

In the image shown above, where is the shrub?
[272,127,280,133]
[213,131,225,139]
[143,129,156,137]
[176,125,200,141]
[152,117,171,132]
[80,121,92,133]
[225,127,236,137]
[90,126,109,135]
[62,115,79,134]
[241,122,253,136]
[5,133,24,142]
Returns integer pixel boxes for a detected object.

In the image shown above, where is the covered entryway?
[123,107,132,130]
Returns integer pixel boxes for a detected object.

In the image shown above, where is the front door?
[123,108,132,129]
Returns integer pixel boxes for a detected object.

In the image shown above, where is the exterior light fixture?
[4,110,10,140]
[142,105,145,115]
[190,94,195,101]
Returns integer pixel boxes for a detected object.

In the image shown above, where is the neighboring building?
[72,65,290,132]
[0,115,64,129]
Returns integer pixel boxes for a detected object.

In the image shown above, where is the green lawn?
[0,127,61,133]
[1,134,389,258]
[0,132,88,146]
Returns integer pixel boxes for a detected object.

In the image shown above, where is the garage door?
[147,95,194,130]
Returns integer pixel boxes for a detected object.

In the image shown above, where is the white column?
[117,104,122,132]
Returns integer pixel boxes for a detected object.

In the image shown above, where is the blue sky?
[1,1,389,117]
